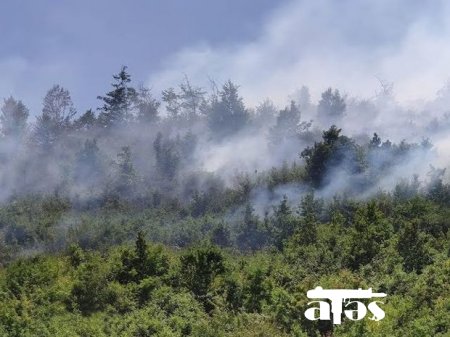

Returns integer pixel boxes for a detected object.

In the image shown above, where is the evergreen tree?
[97,66,137,127]
[237,203,267,251]
[0,96,29,137]
[297,192,322,244]
[207,80,249,138]
[73,109,96,131]
[271,195,297,249]
[180,245,225,311]
[301,126,363,188]
[397,220,432,273]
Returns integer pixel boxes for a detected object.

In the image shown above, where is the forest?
[0,67,448,336]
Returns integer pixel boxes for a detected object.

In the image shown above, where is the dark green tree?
[397,220,432,273]
[237,203,267,251]
[271,196,298,249]
[297,192,322,244]
[97,66,137,127]
[180,245,225,311]
[301,126,363,188]
[116,231,169,284]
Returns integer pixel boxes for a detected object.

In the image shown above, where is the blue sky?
[0,0,285,114]
[1,0,450,116]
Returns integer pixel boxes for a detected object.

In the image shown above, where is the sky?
[0,0,285,115]
[1,0,450,117]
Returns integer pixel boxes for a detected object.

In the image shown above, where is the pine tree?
[97,66,137,127]
[237,203,267,251]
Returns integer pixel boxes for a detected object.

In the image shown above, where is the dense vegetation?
[0,67,448,336]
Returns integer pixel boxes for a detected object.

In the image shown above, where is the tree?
[180,245,225,311]
[114,146,137,196]
[237,203,268,251]
[301,126,363,188]
[136,86,160,124]
[73,109,96,131]
[179,76,205,121]
[33,85,76,148]
[42,85,76,129]
[116,231,169,284]
[73,139,104,187]
[162,87,181,119]
[270,101,301,144]
[0,96,29,137]
[153,132,180,180]
[397,220,432,273]
[69,256,109,314]
[97,66,137,127]
[207,80,249,138]
[317,88,346,125]
[162,77,205,122]
[297,192,322,244]
[271,196,298,249]
[255,99,277,127]
[348,202,392,270]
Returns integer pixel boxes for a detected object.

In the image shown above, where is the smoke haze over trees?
[0,66,448,337]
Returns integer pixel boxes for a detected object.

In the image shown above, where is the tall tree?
[207,80,249,138]
[0,96,29,137]
[33,85,76,148]
[97,66,137,127]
